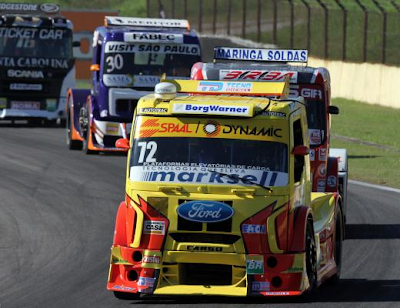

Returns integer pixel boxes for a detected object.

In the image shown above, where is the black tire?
[328,206,343,284]
[305,219,318,293]
[113,291,140,300]
[81,104,96,155]
[66,106,83,150]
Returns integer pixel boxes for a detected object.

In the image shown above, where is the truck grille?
[169,233,240,244]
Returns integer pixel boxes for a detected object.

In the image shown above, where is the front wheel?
[305,219,317,293]
[328,206,343,284]
[66,105,83,150]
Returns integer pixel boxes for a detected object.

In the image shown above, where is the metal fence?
[146,0,400,66]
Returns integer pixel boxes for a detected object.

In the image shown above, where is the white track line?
[349,180,400,194]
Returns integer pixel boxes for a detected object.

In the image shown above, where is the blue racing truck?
[66,16,201,153]
[0,3,77,125]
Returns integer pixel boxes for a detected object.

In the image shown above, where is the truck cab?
[0,3,76,124]
[107,79,344,299]
[191,47,348,221]
[66,17,201,153]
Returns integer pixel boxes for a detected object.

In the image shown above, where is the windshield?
[129,137,288,187]
[102,42,201,87]
[0,27,73,59]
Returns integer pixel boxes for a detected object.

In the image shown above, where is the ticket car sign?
[214,47,308,62]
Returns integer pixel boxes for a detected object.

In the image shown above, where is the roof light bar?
[105,16,190,30]
[214,47,308,63]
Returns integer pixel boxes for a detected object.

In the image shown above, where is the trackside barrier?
[308,57,400,109]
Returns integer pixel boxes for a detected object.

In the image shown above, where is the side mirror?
[90,64,100,72]
[328,105,339,115]
[115,138,130,150]
[292,145,309,156]
[72,41,81,47]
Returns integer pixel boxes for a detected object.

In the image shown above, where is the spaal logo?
[40,3,59,13]
[177,200,234,223]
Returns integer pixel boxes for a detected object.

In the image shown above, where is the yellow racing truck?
[107,79,344,299]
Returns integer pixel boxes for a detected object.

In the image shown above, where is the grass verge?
[331,98,400,188]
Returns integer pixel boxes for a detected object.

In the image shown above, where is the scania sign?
[7,69,44,79]
[177,200,234,223]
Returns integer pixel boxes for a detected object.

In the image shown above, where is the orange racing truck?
[191,47,348,222]
[107,79,344,299]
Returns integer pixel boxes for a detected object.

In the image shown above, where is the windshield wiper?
[207,169,272,192]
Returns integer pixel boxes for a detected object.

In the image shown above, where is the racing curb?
[349,180,400,194]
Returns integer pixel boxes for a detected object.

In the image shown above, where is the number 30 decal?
[106,54,123,73]
[137,141,157,163]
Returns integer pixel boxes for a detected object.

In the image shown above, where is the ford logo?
[177,200,234,223]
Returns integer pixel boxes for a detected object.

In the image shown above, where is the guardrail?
[146,0,400,66]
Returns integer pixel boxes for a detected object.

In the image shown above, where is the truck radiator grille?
[169,233,240,244]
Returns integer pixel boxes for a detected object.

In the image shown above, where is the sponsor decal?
[113,285,135,291]
[214,47,308,62]
[265,291,290,296]
[11,101,40,110]
[142,255,161,264]
[139,119,192,138]
[172,103,251,117]
[309,129,321,145]
[187,245,223,252]
[177,200,234,223]
[327,175,337,188]
[317,179,326,192]
[222,124,282,138]
[106,17,189,29]
[40,3,60,13]
[0,57,69,69]
[197,80,253,93]
[203,120,221,137]
[290,85,323,100]
[130,166,288,187]
[220,70,298,83]
[246,255,264,274]
[262,111,286,118]
[137,276,156,287]
[242,224,266,234]
[7,69,44,79]
[310,149,315,162]
[133,75,161,87]
[143,220,165,235]
[317,164,326,176]
[140,107,168,113]
[0,28,65,40]
[10,83,42,91]
[0,3,38,11]
[105,42,200,55]
[252,281,270,292]
[124,32,183,44]
[103,74,133,87]
[319,148,327,161]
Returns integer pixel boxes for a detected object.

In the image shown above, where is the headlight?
[46,99,57,111]
[0,97,7,109]
[147,197,168,217]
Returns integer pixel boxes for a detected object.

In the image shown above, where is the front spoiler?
[0,108,62,120]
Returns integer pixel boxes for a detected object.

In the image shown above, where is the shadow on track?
[114,279,400,305]
[346,224,400,239]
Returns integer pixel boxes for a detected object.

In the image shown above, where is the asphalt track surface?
[2,39,400,307]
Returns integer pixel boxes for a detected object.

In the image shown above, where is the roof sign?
[0,3,60,16]
[124,32,183,44]
[105,16,189,29]
[171,102,253,117]
[164,79,289,98]
[214,47,308,63]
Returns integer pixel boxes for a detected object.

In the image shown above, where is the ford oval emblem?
[177,200,234,223]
